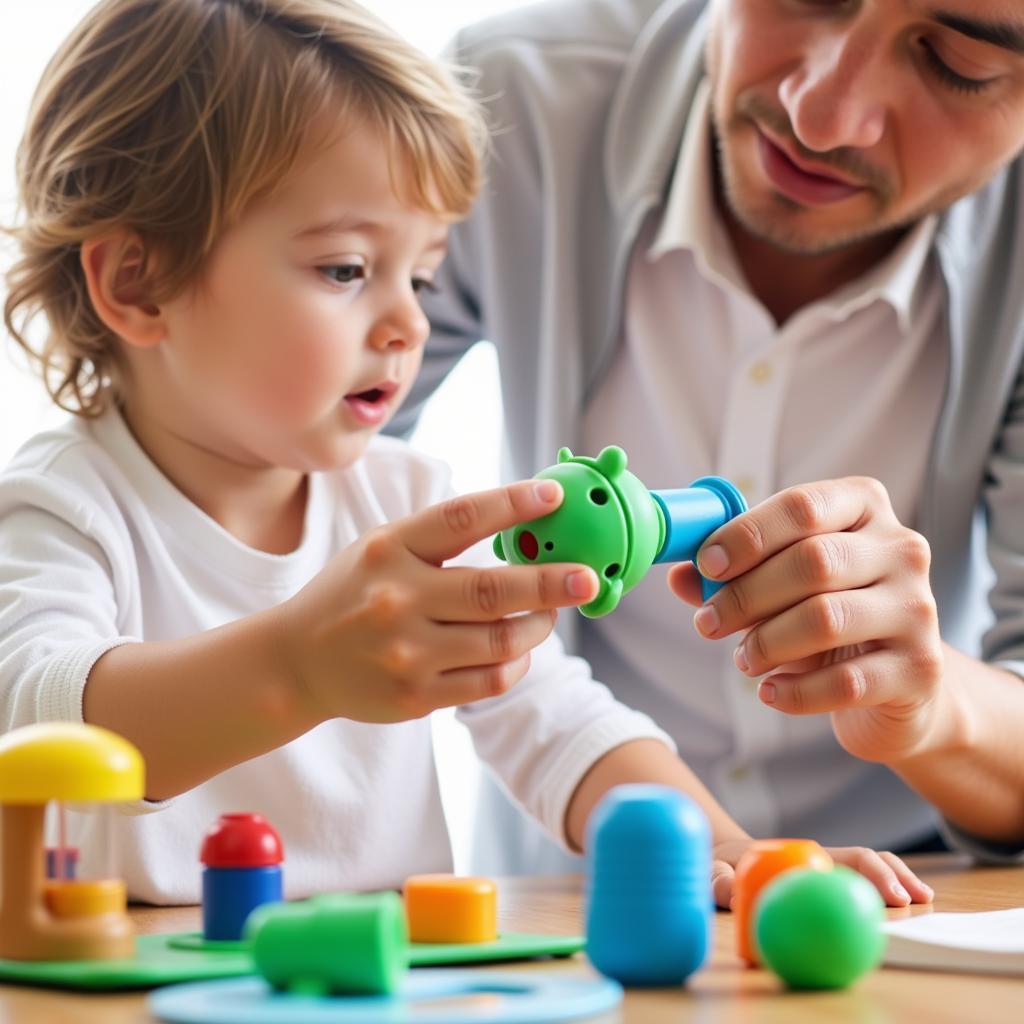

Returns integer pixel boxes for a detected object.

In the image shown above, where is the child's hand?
[277,480,599,724]
[709,838,935,910]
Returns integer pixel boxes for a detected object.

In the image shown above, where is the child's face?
[151,119,448,472]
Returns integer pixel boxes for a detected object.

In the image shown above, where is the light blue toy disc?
[149,969,622,1024]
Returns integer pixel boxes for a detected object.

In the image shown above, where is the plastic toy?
[0,722,143,961]
[46,845,79,879]
[754,865,886,989]
[149,969,623,1024]
[403,874,497,943]
[201,813,284,941]
[158,893,603,1022]
[585,784,712,986]
[246,891,405,996]
[493,446,747,616]
[732,838,833,965]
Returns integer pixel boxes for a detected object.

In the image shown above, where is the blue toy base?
[149,969,622,1023]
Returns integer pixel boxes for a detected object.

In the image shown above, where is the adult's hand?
[668,477,947,766]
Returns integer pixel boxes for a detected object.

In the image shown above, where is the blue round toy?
[585,784,712,986]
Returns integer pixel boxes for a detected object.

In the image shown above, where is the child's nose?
[369,298,430,352]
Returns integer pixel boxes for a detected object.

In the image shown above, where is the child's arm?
[78,479,598,800]
[564,737,934,909]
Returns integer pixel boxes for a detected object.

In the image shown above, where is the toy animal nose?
[518,530,539,560]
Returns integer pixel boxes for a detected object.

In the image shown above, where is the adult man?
[394,0,1024,869]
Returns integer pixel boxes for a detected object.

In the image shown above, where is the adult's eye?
[919,39,996,95]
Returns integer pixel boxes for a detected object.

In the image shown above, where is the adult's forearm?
[564,738,751,852]
[892,643,1024,843]
[83,605,319,801]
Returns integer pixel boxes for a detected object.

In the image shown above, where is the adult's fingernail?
[892,883,910,903]
[566,570,595,598]
[699,544,729,578]
[693,604,720,637]
[734,643,750,673]
[534,480,561,503]
[758,680,776,705]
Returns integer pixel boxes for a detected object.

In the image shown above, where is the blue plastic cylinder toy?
[586,784,712,987]
[652,476,748,599]
[201,812,284,941]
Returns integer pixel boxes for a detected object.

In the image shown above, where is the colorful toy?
[201,813,284,941]
[585,784,712,986]
[0,722,143,962]
[149,970,623,1024]
[141,892,614,1024]
[403,874,497,944]
[732,838,833,965]
[754,865,887,989]
[247,891,405,996]
[493,446,747,616]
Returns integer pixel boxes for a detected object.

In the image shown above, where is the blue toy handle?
[651,476,748,600]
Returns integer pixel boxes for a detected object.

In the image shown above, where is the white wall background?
[0,0,524,869]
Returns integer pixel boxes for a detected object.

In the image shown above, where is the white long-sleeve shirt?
[581,81,947,848]
[0,409,671,903]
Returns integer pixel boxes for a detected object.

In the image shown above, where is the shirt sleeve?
[958,366,1024,861]
[456,628,676,850]
[0,487,134,731]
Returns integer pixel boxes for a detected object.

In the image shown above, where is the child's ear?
[80,233,166,349]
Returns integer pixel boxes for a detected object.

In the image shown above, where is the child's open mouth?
[344,382,397,426]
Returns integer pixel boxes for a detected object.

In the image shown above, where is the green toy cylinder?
[245,891,407,996]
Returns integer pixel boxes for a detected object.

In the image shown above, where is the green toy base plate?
[0,934,253,991]
[169,931,582,967]
[0,932,584,991]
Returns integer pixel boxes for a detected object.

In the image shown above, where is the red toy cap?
[200,813,284,868]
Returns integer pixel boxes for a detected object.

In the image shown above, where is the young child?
[0,0,930,910]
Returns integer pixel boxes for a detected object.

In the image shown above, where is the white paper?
[881,908,1024,974]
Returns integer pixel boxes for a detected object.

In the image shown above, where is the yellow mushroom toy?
[0,722,144,961]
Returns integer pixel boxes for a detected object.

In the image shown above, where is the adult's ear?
[80,233,166,348]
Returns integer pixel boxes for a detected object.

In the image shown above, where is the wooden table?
[2,854,1022,1023]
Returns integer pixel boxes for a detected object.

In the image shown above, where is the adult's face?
[706,0,1024,254]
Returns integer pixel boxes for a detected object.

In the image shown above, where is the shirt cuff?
[38,638,174,816]
[35,637,137,724]
[939,817,1024,865]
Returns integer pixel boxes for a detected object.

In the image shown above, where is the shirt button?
[749,360,773,384]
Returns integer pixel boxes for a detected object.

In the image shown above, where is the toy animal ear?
[581,576,624,618]
[596,446,627,480]
[557,447,574,463]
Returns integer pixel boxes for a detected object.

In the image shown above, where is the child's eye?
[412,277,439,295]
[320,264,365,285]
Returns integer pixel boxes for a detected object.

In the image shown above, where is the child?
[0,0,930,909]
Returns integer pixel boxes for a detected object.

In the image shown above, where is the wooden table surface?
[2,853,1022,1023]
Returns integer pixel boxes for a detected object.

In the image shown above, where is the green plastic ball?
[753,866,886,990]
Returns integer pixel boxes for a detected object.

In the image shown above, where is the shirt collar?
[647,78,937,335]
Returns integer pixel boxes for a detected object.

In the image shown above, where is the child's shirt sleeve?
[456,627,677,851]
[0,472,137,731]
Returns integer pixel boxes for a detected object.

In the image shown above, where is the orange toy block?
[732,839,833,965]
[403,875,498,944]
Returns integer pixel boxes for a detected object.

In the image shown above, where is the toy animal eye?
[517,530,539,560]
[604,563,620,578]
[589,488,609,505]
[544,541,554,551]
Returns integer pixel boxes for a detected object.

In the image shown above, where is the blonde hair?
[3,0,486,415]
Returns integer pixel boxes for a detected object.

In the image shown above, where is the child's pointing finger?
[401,480,565,565]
